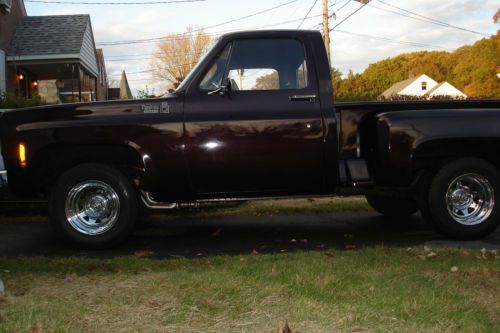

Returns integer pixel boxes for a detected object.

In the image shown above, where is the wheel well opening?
[32,144,145,195]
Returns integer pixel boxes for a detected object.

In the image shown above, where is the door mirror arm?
[208,80,231,96]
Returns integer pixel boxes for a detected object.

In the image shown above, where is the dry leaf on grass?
[29,321,44,333]
[450,266,459,273]
[211,229,221,237]
[345,244,357,250]
[323,252,335,258]
[251,249,259,255]
[277,321,293,333]
[64,273,78,282]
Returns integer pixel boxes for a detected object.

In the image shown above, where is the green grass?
[0,247,499,332]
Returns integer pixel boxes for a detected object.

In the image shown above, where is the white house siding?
[0,49,5,93]
[399,74,438,96]
[427,82,467,98]
[79,22,99,77]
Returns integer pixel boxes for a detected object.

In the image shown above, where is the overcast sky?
[25,0,499,95]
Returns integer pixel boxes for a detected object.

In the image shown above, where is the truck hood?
[0,93,184,134]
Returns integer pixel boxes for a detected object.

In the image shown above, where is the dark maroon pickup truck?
[1,30,500,247]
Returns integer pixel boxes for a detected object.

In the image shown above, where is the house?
[96,48,108,100]
[381,74,467,99]
[6,14,107,103]
[0,0,27,95]
[108,70,133,100]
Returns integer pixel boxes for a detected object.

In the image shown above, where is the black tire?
[365,193,419,217]
[427,158,500,240]
[49,163,138,248]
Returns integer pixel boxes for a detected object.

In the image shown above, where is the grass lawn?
[0,197,498,332]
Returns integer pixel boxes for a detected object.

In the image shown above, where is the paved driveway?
[0,209,498,259]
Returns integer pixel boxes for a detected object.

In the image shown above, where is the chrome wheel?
[446,173,494,226]
[65,180,120,235]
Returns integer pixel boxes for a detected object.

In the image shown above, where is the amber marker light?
[18,74,24,80]
[18,143,27,168]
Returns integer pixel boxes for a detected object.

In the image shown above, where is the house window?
[421,81,427,90]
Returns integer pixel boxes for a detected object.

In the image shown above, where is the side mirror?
[208,80,231,96]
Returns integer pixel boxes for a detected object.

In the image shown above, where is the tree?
[150,27,212,89]
[254,71,279,90]
[494,9,499,24]
[136,86,156,99]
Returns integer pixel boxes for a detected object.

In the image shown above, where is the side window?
[227,38,308,91]
[199,43,232,91]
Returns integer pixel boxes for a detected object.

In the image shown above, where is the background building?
[381,74,467,99]
[0,0,27,95]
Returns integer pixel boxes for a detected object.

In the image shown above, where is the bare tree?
[150,27,212,89]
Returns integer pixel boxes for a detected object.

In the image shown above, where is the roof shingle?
[7,15,90,56]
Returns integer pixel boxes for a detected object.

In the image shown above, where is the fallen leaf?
[351,327,364,332]
[251,249,259,255]
[459,250,470,257]
[147,300,162,309]
[316,243,327,249]
[280,249,287,252]
[3,270,9,273]
[424,246,431,252]
[323,252,335,258]
[196,253,203,257]
[0,279,4,296]
[426,252,437,258]
[30,322,44,333]
[345,244,357,250]
[211,229,221,237]
[300,239,308,244]
[64,273,78,282]
[278,321,293,333]
[239,257,246,262]
[450,266,459,273]
[290,239,297,243]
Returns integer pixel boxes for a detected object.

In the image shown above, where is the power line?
[373,0,489,37]
[25,0,205,4]
[98,13,323,47]
[331,0,368,30]
[333,29,449,49]
[297,0,319,29]
[97,0,299,45]
[108,61,198,76]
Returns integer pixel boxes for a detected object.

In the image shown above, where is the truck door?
[184,37,324,197]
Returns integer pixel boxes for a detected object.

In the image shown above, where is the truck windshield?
[175,39,220,93]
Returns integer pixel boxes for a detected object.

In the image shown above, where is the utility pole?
[322,0,331,65]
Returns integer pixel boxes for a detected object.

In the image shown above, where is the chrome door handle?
[289,95,317,102]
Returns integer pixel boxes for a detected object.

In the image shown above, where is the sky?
[24,0,500,96]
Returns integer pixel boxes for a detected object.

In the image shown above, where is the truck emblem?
[141,104,159,114]
[141,102,170,114]
[161,102,170,114]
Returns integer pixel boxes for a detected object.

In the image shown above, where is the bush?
[0,92,45,109]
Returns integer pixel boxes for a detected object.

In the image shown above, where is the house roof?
[381,76,420,98]
[119,71,133,99]
[7,15,91,57]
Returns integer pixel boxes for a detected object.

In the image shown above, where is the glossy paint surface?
[0,30,499,201]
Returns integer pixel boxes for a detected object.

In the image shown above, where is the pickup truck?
[1,30,499,248]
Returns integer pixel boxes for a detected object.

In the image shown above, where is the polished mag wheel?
[446,173,494,226]
[65,180,121,235]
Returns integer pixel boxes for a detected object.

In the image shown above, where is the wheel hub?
[446,173,494,226]
[65,181,120,235]
[450,188,473,209]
